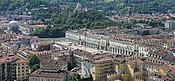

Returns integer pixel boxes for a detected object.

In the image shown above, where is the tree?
[28,55,40,68]
[68,74,93,81]
[31,11,118,38]
[68,74,81,81]
[31,64,40,72]
[0,29,5,34]
[122,22,132,29]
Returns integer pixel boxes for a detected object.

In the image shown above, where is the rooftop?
[0,55,28,64]
[41,59,67,66]
[57,41,107,53]
[30,65,68,78]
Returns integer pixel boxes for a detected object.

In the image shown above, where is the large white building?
[165,20,175,30]
[66,29,151,57]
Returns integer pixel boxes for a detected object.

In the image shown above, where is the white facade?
[165,20,175,30]
[81,60,92,77]
[66,30,152,57]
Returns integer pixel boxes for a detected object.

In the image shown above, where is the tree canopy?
[28,55,40,72]
[0,0,169,38]
[1,0,175,15]
[0,29,5,34]
[31,11,118,38]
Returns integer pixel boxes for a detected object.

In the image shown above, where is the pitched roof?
[30,66,67,78]
[0,55,27,63]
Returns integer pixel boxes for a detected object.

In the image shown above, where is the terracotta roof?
[93,56,113,63]
[149,50,166,57]
[171,65,175,70]
[129,59,144,64]
[30,70,67,78]
[30,66,67,78]
[34,50,52,56]
[0,55,28,63]
[41,59,67,65]
[40,65,60,70]
[70,49,94,59]
[144,61,162,67]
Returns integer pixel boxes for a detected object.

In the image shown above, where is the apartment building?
[148,50,175,65]
[0,55,29,81]
[66,28,175,81]
[70,48,174,81]
[70,49,115,81]
[91,55,115,81]
[126,59,144,81]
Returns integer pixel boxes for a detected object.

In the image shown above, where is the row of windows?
[17,69,28,73]
[17,63,27,66]
[17,66,28,70]
[31,78,60,81]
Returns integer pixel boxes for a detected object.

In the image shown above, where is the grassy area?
[41,38,65,41]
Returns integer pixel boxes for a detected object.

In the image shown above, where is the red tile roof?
[30,66,67,78]
[0,55,28,63]
[30,71,67,78]
[171,65,175,70]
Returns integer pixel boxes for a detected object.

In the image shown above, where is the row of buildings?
[1,19,46,35]
[0,13,175,81]
[0,33,70,81]
[0,14,73,81]
[68,49,175,81]
[65,28,175,81]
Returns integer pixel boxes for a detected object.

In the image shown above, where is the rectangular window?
[22,67,25,69]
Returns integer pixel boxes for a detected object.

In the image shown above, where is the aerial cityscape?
[0,0,175,81]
